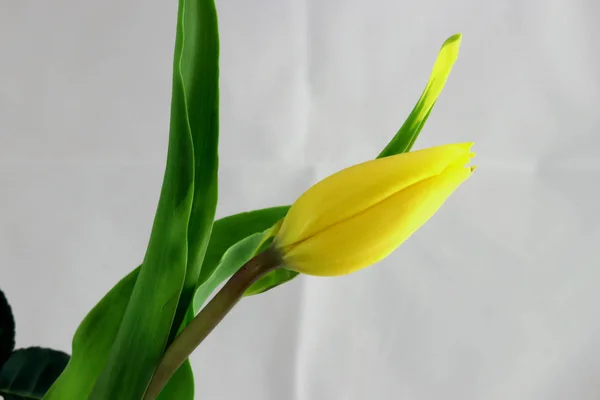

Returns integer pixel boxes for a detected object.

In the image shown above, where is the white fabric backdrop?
[1,0,599,399]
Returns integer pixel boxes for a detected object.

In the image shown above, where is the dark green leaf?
[0,289,15,368]
[0,347,69,400]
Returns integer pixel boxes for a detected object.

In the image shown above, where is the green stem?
[143,248,281,400]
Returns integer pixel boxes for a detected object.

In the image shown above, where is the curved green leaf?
[43,208,288,400]
[43,269,138,399]
[0,288,15,368]
[89,2,197,397]
[89,0,221,397]
[200,206,289,285]
[193,232,265,312]
[0,347,69,400]
[170,0,221,340]
[378,33,462,157]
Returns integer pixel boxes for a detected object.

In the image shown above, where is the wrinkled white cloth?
[1,0,599,399]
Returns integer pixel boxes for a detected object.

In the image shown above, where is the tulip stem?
[143,248,282,400]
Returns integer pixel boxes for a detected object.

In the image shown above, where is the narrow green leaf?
[89,1,196,397]
[0,347,69,400]
[0,288,15,368]
[42,269,138,399]
[244,269,299,296]
[170,0,220,340]
[193,232,265,312]
[378,33,462,158]
[200,206,289,285]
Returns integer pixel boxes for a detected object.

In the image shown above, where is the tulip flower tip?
[470,166,477,173]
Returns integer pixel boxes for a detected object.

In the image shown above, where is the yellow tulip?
[274,143,476,276]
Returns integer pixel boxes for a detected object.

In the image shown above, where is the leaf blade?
[42,208,288,399]
[170,0,221,339]
[377,33,462,158]
[89,0,196,396]
[193,232,265,312]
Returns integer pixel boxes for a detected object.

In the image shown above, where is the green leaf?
[0,347,69,400]
[244,269,299,297]
[89,0,220,396]
[89,2,197,397]
[200,206,289,285]
[42,208,288,400]
[42,269,138,399]
[43,267,194,400]
[0,288,15,368]
[378,33,462,158]
[193,232,265,312]
[170,0,220,340]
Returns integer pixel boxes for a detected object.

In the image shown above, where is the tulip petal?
[277,143,473,249]
[282,163,474,276]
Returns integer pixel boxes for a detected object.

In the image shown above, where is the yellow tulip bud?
[274,143,476,276]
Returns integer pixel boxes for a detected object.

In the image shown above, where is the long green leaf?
[0,288,15,368]
[89,1,197,397]
[0,348,69,400]
[378,34,461,157]
[43,208,287,399]
[170,0,220,340]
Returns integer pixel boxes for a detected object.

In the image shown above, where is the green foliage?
[200,207,289,286]
[170,0,221,340]
[0,347,69,400]
[42,208,289,399]
[378,34,461,157]
[87,0,220,398]
[193,232,265,312]
[0,288,15,368]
